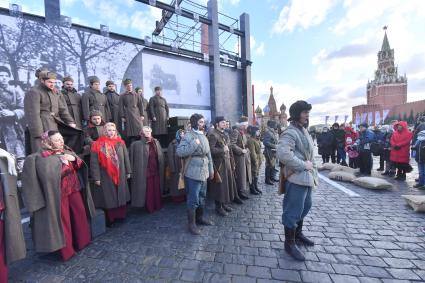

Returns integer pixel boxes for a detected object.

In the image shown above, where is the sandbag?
[331,165,360,175]
[352,177,393,190]
[328,171,356,182]
[321,163,338,170]
[401,195,425,212]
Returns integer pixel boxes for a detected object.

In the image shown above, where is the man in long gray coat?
[24,71,77,153]
[149,86,169,145]
[105,80,121,130]
[208,116,240,216]
[82,76,111,125]
[277,100,318,261]
[135,87,149,126]
[230,116,252,200]
[61,76,83,129]
[119,79,145,146]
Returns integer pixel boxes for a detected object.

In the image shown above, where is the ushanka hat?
[89,76,100,84]
[123,78,132,85]
[40,71,57,80]
[288,100,312,122]
[215,116,226,125]
[89,109,103,118]
[35,67,48,79]
[105,80,114,86]
[62,76,74,83]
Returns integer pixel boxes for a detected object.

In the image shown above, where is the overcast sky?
[2,0,425,125]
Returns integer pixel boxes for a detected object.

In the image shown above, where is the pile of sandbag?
[352,177,393,190]
[328,171,356,182]
[401,195,425,212]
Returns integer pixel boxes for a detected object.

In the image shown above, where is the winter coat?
[129,137,165,208]
[356,129,375,152]
[263,127,278,160]
[21,151,95,253]
[167,140,185,197]
[141,96,150,126]
[277,123,318,188]
[24,84,75,152]
[61,88,83,129]
[317,131,334,156]
[333,128,346,148]
[0,156,26,264]
[90,143,131,209]
[247,136,262,176]
[344,128,359,158]
[176,130,213,182]
[390,121,413,164]
[82,88,111,123]
[118,91,144,137]
[230,128,252,190]
[413,122,425,143]
[149,95,169,135]
[105,90,121,129]
[207,128,235,203]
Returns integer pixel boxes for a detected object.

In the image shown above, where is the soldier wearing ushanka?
[105,80,121,131]
[82,76,111,125]
[24,71,77,153]
[61,76,83,129]
[119,79,145,146]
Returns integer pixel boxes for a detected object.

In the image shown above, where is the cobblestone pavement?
[9,154,425,283]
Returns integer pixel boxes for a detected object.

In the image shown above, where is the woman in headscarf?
[390,121,413,181]
[21,131,95,261]
[167,129,186,203]
[90,122,131,226]
[130,126,165,213]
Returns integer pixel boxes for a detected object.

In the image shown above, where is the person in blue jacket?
[355,123,375,175]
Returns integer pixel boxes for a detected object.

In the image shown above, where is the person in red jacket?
[344,126,359,168]
[390,121,413,181]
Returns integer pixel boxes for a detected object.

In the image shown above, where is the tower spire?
[381,26,390,51]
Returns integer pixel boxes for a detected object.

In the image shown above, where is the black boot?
[233,197,243,205]
[254,177,262,194]
[295,220,314,246]
[265,168,273,185]
[215,202,228,217]
[222,204,233,212]
[250,182,260,195]
[381,171,389,176]
[239,191,250,200]
[188,210,201,235]
[196,207,214,225]
[284,227,305,261]
[271,168,280,182]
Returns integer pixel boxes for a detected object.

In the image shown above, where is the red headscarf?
[91,135,125,186]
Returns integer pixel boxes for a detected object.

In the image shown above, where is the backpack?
[370,142,384,156]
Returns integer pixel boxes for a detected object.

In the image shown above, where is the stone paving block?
[364,248,392,258]
[370,241,401,250]
[180,269,204,282]
[202,272,232,283]
[305,261,335,273]
[224,263,246,275]
[246,266,271,279]
[231,275,256,283]
[330,274,361,283]
[331,263,364,276]
[387,250,418,259]
[357,277,384,283]
[300,270,333,283]
[358,265,392,278]
[270,268,301,282]
[386,268,421,280]
[254,256,278,268]
[382,257,416,268]
[359,256,389,267]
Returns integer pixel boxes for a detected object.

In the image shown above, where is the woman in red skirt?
[22,131,95,261]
